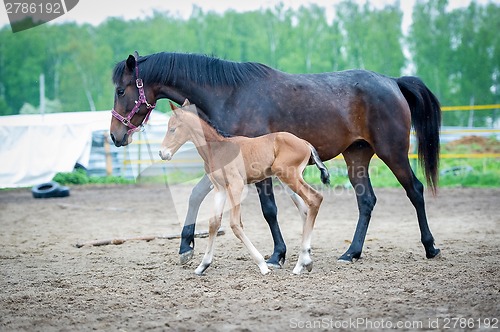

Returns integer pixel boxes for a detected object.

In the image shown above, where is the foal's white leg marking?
[285,177,322,275]
[195,190,226,275]
[228,183,270,275]
[293,231,314,275]
[234,227,270,275]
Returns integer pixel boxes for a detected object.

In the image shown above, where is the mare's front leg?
[179,174,213,264]
[255,178,287,268]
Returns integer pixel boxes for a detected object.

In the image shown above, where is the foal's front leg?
[194,190,226,275]
[229,183,270,275]
[230,203,270,275]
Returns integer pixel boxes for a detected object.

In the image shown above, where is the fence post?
[104,132,112,176]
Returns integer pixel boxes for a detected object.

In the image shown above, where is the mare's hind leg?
[378,152,440,259]
[255,178,287,268]
[339,141,377,262]
[229,181,269,275]
[179,175,213,265]
[194,189,226,275]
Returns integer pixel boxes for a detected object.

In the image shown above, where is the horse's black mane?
[113,52,272,87]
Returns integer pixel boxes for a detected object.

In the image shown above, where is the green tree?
[336,1,405,75]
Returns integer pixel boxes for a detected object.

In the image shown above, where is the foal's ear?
[182,99,191,107]
[126,54,136,72]
[169,101,179,111]
[172,107,183,117]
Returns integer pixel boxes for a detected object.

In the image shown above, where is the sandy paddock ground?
[0,184,499,331]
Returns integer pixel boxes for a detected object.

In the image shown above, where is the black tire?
[32,181,70,199]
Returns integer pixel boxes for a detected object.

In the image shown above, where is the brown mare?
[110,52,441,266]
[159,100,330,275]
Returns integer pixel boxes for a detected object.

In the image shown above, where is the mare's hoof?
[266,256,285,269]
[179,250,194,265]
[305,261,313,272]
[426,248,441,259]
[338,252,360,263]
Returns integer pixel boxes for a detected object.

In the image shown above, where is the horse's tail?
[395,76,441,194]
[308,144,330,185]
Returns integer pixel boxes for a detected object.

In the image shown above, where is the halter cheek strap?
[111,54,156,136]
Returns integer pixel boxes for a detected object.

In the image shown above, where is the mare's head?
[110,52,156,147]
[159,99,194,161]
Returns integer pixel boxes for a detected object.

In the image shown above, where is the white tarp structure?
[0,111,113,188]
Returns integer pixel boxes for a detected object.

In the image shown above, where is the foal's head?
[159,99,195,161]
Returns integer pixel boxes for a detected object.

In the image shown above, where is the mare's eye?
[116,88,125,97]
[169,128,176,133]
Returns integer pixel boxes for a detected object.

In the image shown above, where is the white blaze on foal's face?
[159,99,197,161]
[159,114,186,160]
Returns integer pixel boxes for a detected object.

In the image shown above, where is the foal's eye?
[116,88,125,97]
[169,128,176,133]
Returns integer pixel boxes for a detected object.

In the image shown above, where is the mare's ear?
[182,99,190,107]
[126,54,136,72]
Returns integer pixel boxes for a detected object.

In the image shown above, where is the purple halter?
[111,53,156,136]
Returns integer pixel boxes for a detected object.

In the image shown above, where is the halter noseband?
[111,53,156,136]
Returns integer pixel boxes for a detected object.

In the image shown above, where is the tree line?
[0,0,498,126]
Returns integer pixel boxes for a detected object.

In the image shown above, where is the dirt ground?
[0,183,498,331]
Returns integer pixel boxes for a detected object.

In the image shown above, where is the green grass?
[53,168,134,185]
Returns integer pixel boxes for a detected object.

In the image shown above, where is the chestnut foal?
[160,101,329,275]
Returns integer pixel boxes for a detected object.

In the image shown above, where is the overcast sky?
[1,0,496,34]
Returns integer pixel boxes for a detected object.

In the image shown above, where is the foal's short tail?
[308,144,330,185]
[395,76,441,195]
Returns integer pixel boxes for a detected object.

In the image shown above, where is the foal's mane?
[182,105,232,139]
[113,52,272,87]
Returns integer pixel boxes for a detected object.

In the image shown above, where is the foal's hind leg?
[378,151,440,259]
[194,189,226,275]
[280,174,323,274]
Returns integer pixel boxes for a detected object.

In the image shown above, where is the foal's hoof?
[292,261,313,275]
[179,250,194,265]
[259,263,271,275]
[426,248,441,259]
[194,263,210,275]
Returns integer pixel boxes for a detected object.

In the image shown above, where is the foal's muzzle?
[159,149,172,161]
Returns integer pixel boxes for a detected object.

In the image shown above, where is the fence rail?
[441,104,500,111]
